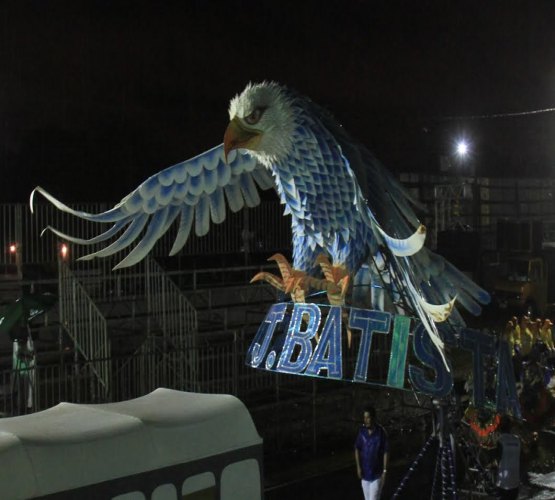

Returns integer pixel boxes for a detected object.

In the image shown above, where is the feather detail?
[113,207,172,270]
[418,295,457,323]
[240,173,261,207]
[195,196,210,237]
[169,206,194,256]
[377,224,427,257]
[224,182,245,213]
[403,275,449,370]
[31,186,129,223]
[41,219,127,245]
[209,188,226,224]
[78,213,149,261]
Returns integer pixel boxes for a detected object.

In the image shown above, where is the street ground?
[264,444,555,499]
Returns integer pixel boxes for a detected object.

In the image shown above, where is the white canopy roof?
[0,388,261,499]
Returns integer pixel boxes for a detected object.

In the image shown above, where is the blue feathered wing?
[30,145,275,269]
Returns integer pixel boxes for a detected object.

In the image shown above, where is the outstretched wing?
[30,145,275,269]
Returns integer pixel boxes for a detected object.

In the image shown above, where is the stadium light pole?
[455,138,479,230]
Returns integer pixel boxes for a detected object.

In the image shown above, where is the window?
[221,459,260,499]
[152,484,177,500]
[182,472,216,500]
[112,492,146,500]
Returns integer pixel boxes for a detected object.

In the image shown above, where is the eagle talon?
[251,253,352,306]
[251,254,310,302]
[316,255,351,306]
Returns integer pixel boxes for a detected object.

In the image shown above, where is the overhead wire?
[436,106,555,121]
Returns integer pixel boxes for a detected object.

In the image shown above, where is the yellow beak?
[223,117,262,162]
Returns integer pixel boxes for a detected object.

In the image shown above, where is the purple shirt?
[355,424,389,481]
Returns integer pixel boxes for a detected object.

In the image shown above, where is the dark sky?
[1,0,555,201]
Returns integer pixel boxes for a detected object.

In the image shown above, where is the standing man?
[355,406,389,500]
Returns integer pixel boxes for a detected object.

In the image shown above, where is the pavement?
[263,436,555,499]
[264,445,428,499]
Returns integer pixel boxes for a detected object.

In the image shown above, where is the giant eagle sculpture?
[31,81,489,363]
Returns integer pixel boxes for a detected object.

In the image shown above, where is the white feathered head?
[224,81,295,166]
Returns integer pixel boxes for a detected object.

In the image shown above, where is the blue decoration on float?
[350,308,391,382]
[387,315,411,389]
[496,340,522,419]
[245,302,521,418]
[248,302,287,368]
[277,303,321,374]
[408,323,453,397]
[459,328,495,409]
[265,351,277,370]
[305,306,342,378]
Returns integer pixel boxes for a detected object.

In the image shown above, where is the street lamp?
[454,137,479,231]
[59,243,69,260]
[454,138,474,177]
[456,140,469,158]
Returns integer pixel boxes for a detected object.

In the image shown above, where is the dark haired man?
[354,406,389,500]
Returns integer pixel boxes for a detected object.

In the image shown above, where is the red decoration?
[464,407,501,445]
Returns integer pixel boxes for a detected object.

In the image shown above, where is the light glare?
[456,140,468,157]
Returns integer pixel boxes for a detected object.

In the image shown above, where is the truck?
[486,219,555,317]
[491,254,548,317]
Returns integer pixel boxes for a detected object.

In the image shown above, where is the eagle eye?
[244,107,266,125]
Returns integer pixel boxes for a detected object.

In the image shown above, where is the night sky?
[1,0,555,202]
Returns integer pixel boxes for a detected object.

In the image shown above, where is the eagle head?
[224,81,295,166]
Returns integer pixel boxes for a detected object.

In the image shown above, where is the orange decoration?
[464,407,501,440]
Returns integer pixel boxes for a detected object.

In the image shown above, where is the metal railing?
[55,255,278,400]
[142,257,199,390]
[0,200,291,265]
[58,260,111,400]
[1,202,112,265]
[146,258,198,340]
[0,325,404,469]
[0,333,267,415]
[74,258,148,303]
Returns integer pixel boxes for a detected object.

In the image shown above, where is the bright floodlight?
[456,140,469,157]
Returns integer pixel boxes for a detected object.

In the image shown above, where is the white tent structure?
[0,388,263,499]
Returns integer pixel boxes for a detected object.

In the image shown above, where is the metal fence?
[400,174,555,251]
[55,255,202,395]
[0,331,274,415]
[140,257,199,390]
[145,257,198,340]
[0,324,396,416]
[58,260,111,399]
[0,200,291,265]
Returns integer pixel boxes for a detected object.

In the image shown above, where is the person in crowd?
[519,316,534,357]
[540,319,554,352]
[502,319,516,355]
[509,316,521,356]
